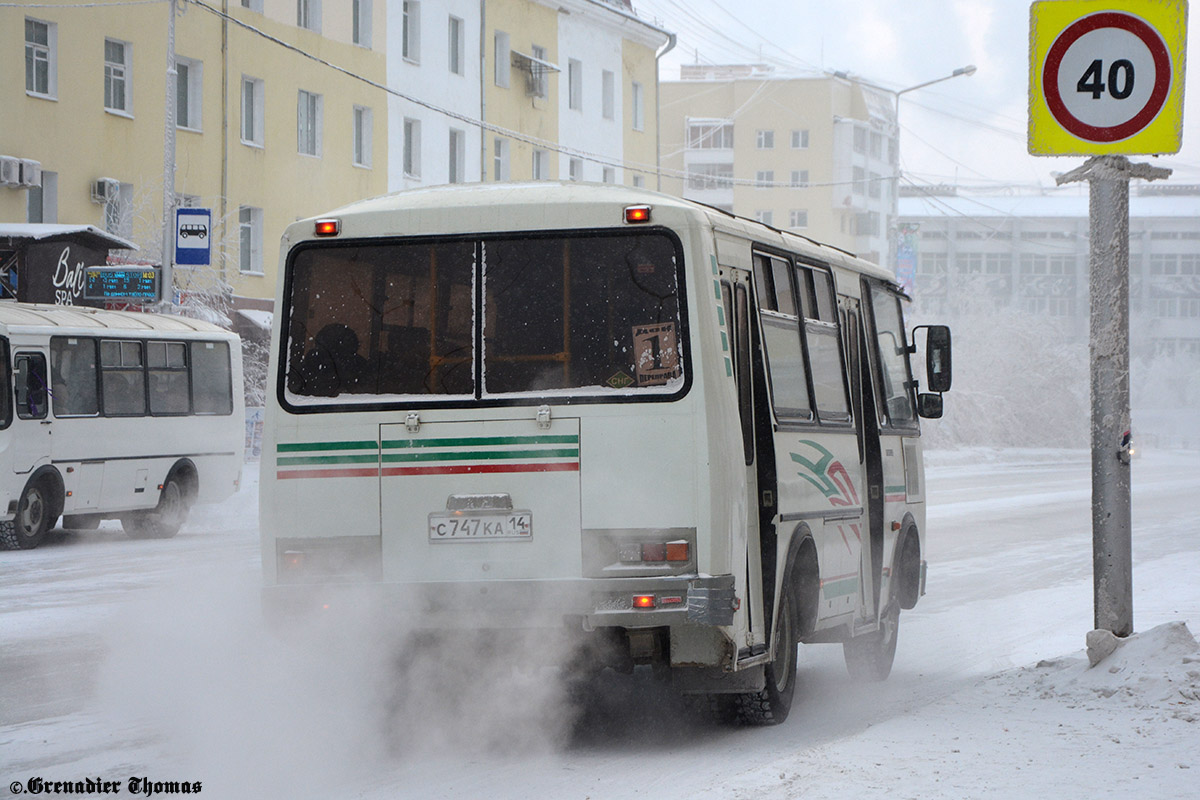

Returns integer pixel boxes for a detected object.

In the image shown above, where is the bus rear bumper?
[261,573,737,632]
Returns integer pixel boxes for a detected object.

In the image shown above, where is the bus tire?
[122,475,190,540]
[0,479,55,550]
[726,588,798,726]
[843,601,899,682]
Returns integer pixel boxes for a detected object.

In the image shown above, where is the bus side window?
[14,353,49,420]
[191,341,234,415]
[800,267,851,423]
[51,336,100,417]
[867,283,916,427]
[100,340,146,417]
[754,254,812,421]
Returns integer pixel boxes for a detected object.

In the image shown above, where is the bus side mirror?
[913,324,952,394]
[917,392,943,419]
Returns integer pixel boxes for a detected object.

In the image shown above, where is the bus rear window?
[282,231,685,404]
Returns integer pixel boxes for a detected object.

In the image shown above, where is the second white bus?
[0,303,245,550]
[261,183,951,724]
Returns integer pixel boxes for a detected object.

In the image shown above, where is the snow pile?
[1030,622,1200,722]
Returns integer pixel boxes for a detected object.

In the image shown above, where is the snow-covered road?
[1,449,1197,799]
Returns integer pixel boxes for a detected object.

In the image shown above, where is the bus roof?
[0,302,236,337]
[286,182,897,285]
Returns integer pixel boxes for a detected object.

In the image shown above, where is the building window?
[602,70,614,120]
[868,171,881,199]
[175,57,203,131]
[755,210,773,226]
[448,16,464,75]
[790,170,808,188]
[493,137,509,181]
[353,0,372,47]
[448,128,465,183]
[852,166,865,196]
[853,126,867,154]
[25,18,56,97]
[241,76,264,146]
[403,117,420,177]
[687,163,733,191]
[687,120,733,149]
[568,59,582,111]
[27,171,57,224]
[631,81,644,131]
[602,167,615,184]
[789,210,808,229]
[568,158,582,181]
[297,89,322,156]
[791,129,808,149]
[494,31,510,87]
[756,130,774,149]
[632,174,645,188]
[869,131,883,159]
[241,0,264,11]
[239,206,263,274]
[104,39,131,114]
[532,149,550,180]
[531,44,549,98]
[755,170,774,188]
[353,106,372,167]
[402,1,420,63]
[297,0,321,32]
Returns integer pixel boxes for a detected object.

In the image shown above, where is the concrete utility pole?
[1057,155,1170,637]
[160,0,177,310]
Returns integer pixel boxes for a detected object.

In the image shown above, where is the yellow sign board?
[1029,0,1187,155]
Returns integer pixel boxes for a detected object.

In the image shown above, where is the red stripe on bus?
[276,467,380,480]
[382,462,580,477]
[885,494,906,503]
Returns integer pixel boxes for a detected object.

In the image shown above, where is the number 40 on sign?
[1029,0,1187,156]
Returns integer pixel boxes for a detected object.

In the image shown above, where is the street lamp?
[830,66,977,275]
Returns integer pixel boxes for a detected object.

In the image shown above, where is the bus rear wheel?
[0,480,55,551]
[122,476,189,540]
[843,602,900,682]
[718,590,798,726]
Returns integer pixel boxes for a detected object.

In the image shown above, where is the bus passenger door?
[846,305,884,621]
[11,350,52,475]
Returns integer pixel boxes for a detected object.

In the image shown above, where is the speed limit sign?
[1030,0,1187,155]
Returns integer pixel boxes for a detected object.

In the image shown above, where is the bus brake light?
[314,218,341,237]
[632,594,656,609]
[624,205,651,224]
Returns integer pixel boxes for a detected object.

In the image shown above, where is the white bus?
[0,303,244,550]
[261,183,951,724]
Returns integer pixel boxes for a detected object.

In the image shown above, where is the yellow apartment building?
[3,0,388,323]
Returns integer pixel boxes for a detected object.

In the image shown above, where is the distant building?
[899,186,1200,358]
[660,66,897,264]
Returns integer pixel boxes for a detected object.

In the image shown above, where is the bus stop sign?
[1029,0,1187,155]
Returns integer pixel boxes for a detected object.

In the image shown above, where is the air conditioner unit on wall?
[19,160,41,187]
[91,177,119,204]
[0,157,19,187]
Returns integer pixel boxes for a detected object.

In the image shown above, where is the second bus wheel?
[0,479,56,550]
[122,476,190,540]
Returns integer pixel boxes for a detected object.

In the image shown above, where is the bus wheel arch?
[122,460,197,540]
[0,468,64,550]
[895,516,921,611]
[784,526,820,639]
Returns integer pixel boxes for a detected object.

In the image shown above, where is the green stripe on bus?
[278,440,377,453]
[720,331,729,353]
[725,357,733,377]
[382,448,580,464]
[823,577,859,598]
[885,485,906,494]
[716,305,726,327]
[382,435,578,450]
[277,454,379,466]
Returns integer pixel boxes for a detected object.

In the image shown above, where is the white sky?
[638,0,1200,190]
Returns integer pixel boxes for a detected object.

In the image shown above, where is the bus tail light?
[632,594,656,609]
[281,550,306,571]
[314,218,341,237]
[665,541,689,562]
[624,205,651,224]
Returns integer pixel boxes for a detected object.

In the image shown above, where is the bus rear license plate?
[428,512,533,542]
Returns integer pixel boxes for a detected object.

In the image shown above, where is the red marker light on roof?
[624,205,651,224]
[314,218,341,237]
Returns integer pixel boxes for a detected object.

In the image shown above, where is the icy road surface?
[1,449,1198,799]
